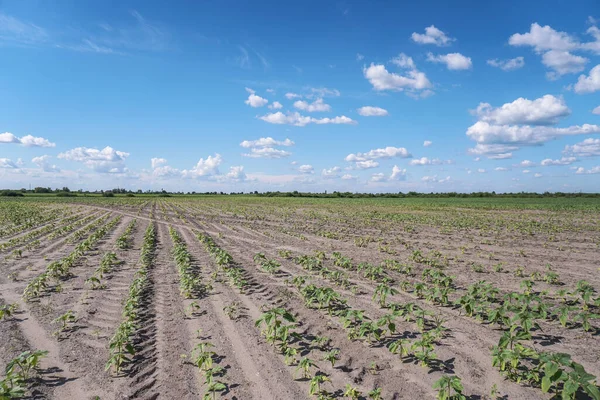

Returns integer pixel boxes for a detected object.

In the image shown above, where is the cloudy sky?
[1,1,600,192]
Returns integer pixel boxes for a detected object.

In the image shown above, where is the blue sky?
[1,0,600,192]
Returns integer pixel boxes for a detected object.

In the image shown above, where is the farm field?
[0,196,599,400]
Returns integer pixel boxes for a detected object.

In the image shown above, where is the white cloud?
[487,57,525,71]
[151,157,167,169]
[423,140,433,147]
[181,154,222,178]
[0,132,55,147]
[534,173,543,178]
[390,53,416,69]
[268,101,283,110]
[574,64,600,94]
[32,155,60,172]
[540,157,577,166]
[467,121,600,147]
[517,160,536,167]
[345,146,412,162]
[356,53,364,61]
[240,137,294,148]
[293,98,331,112]
[285,92,301,99]
[427,52,472,70]
[495,167,509,171]
[242,147,292,159]
[467,143,517,159]
[341,174,357,180]
[225,166,247,181]
[321,166,341,179]
[390,165,406,180]
[152,165,180,178]
[0,158,19,169]
[563,138,600,157]
[509,23,578,52]
[409,157,450,166]
[298,164,314,174]
[593,105,600,115]
[421,174,450,183]
[259,111,356,126]
[575,166,600,174]
[370,173,386,182]
[472,95,570,125]
[355,160,379,169]
[310,87,340,98]
[411,25,454,46]
[508,23,600,79]
[542,50,587,78]
[523,169,530,173]
[478,168,486,173]
[357,106,388,117]
[363,63,432,93]
[245,92,269,107]
[58,146,129,173]
[16,158,24,167]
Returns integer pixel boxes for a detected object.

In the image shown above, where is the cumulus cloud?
[285,92,301,99]
[508,23,600,79]
[32,155,60,172]
[540,157,577,166]
[181,154,222,178]
[422,175,451,183]
[245,92,269,107]
[259,111,356,126]
[225,166,247,181]
[298,164,314,174]
[58,146,129,173]
[593,105,600,115]
[370,173,386,182]
[467,122,600,147]
[495,167,509,171]
[575,166,600,174]
[478,168,486,173]
[411,25,454,46]
[0,132,55,147]
[466,94,600,158]
[542,50,587,79]
[390,165,406,180]
[293,98,331,112]
[516,160,536,168]
[534,173,543,178]
[356,53,364,61]
[409,157,451,166]
[242,147,292,159]
[487,57,525,71]
[563,138,600,157]
[427,52,472,70]
[357,106,388,116]
[574,64,600,94]
[341,174,357,180]
[390,53,416,69]
[0,158,19,169]
[355,160,379,169]
[268,101,283,109]
[509,23,578,52]
[471,95,570,125]
[240,137,294,148]
[151,157,168,169]
[321,166,341,179]
[345,146,412,162]
[423,140,433,147]
[363,62,432,96]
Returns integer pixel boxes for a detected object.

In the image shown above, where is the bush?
[126,193,135,197]
[102,192,115,197]
[56,192,77,197]
[0,190,24,197]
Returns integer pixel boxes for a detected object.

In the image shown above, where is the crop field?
[0,196,599,399]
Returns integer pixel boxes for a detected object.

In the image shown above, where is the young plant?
[433,375,466,400]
